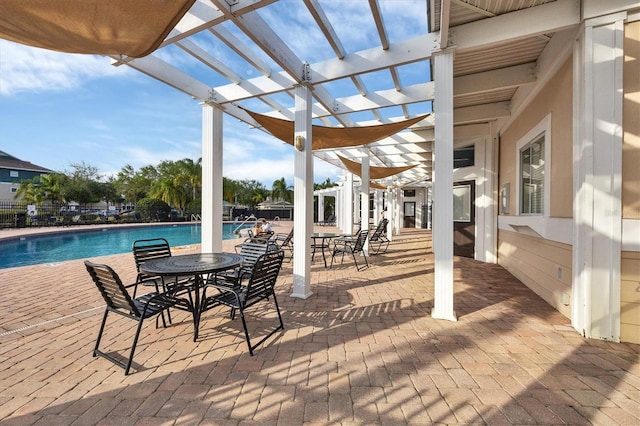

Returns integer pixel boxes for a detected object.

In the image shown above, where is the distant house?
[0,151,52,200]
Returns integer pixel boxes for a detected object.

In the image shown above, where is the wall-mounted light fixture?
[294,135,305,151]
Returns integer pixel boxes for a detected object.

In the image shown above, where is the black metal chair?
[368,218,390,254]
[132,237,194,293]
[330,229,370,271]
[200,250,285,356]
[84,260,193,375]
[270,228,293,261]
[218,240,274,287]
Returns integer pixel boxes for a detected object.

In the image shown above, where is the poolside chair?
[368,218,390,254]
[330,229,370,271]
[219,240,273,287]
[270,228,293,261]
[200,250,285,355]
[132,238,194,323]
[132,238,192,289]
[84,260,193,375]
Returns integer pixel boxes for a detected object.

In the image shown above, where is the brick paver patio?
[1,225,638,425]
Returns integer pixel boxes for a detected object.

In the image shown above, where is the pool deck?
[1,224,639,425]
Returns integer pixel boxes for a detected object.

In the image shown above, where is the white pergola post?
[201,102,223,253]
[374,189,383,222]
[291,83,314,299]
[353,187,361,228]
[394,186,403,235]
[432,49,456,322]
[386,187,393,241]
[335,186,342,229]
[361,154,370,255]
[318,194,325,223]
[572,15,623,341]
[342,173,354,234]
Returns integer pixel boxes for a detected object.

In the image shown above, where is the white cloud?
[0,40,129,95]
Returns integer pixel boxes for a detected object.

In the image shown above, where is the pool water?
[0,223,252,269]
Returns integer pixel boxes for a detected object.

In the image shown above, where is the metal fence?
[0,201,184,229]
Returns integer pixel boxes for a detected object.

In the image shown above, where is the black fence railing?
[0,201,185,229]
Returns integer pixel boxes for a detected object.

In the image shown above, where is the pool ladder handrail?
[233,215,258,234]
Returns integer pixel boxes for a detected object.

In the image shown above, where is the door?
[403,201,415,228]
[453,180,475,258]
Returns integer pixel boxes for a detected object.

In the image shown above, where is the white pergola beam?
[209,25,272,77]
[211,0,304,82]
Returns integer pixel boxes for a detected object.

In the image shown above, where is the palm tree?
[271,177,293,203]
[39,173,67,205]
[14,179,43,204]
[175,158,202,201]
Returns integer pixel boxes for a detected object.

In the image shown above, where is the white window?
[516,114,551,217]
[520,135,545,215]
[10,170,19,178]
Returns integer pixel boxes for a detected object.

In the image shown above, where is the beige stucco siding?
[623,21,640,219]
[499,58,573,218]
[621,251,640,344]
[498,230,572,318]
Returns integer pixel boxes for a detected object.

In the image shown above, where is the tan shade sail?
[0,0,195,58]
[246,109,428,150]
[338,155,417,180]
[370,182,388,190]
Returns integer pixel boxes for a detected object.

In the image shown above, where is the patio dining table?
[311,232,344,267]
[139,252,244,341]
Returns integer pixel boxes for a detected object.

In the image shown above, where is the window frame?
[515,114,551,217]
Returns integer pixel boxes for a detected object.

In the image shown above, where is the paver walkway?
[1,226,638,425]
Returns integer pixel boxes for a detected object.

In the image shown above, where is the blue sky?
[0,1,428,188]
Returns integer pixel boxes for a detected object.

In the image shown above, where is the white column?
[342,173,354,234]
[291,84,314,299]
[318,194,325,223]
[201,103,223,253]
[572,15,623,341]
[394,187,402,235]
[386,187,393,241]
[432,49,456,321]
[353,187,361,228]
[374,189,383,225]
[335,186,342,228]
[361,154,370,254]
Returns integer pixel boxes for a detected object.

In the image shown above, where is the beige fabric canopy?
[0,0,195,58]
[338,155,417,180]
[369,182,388,190]
[246,109,428,150]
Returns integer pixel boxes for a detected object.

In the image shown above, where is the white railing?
[190,214,201,222]
[233,215,257,234]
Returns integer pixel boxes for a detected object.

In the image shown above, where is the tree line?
[15,158,337,216]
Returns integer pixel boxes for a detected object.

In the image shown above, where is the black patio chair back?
[201,250,285,355]
[368,218,390,254]
[271,228,293,260]
[132,238,172,283]
[84,260,192,375]
[219,241,272,286]
[330,229,370,271]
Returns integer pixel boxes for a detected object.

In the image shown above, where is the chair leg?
[272,293,284,330]
[351,251,359,270]
[238,309,254,356]
[125,317,146,375]
[93,309,110,357]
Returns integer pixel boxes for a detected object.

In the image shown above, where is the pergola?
[1,0,587,321]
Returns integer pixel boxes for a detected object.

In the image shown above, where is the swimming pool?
[0,223,252,269]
